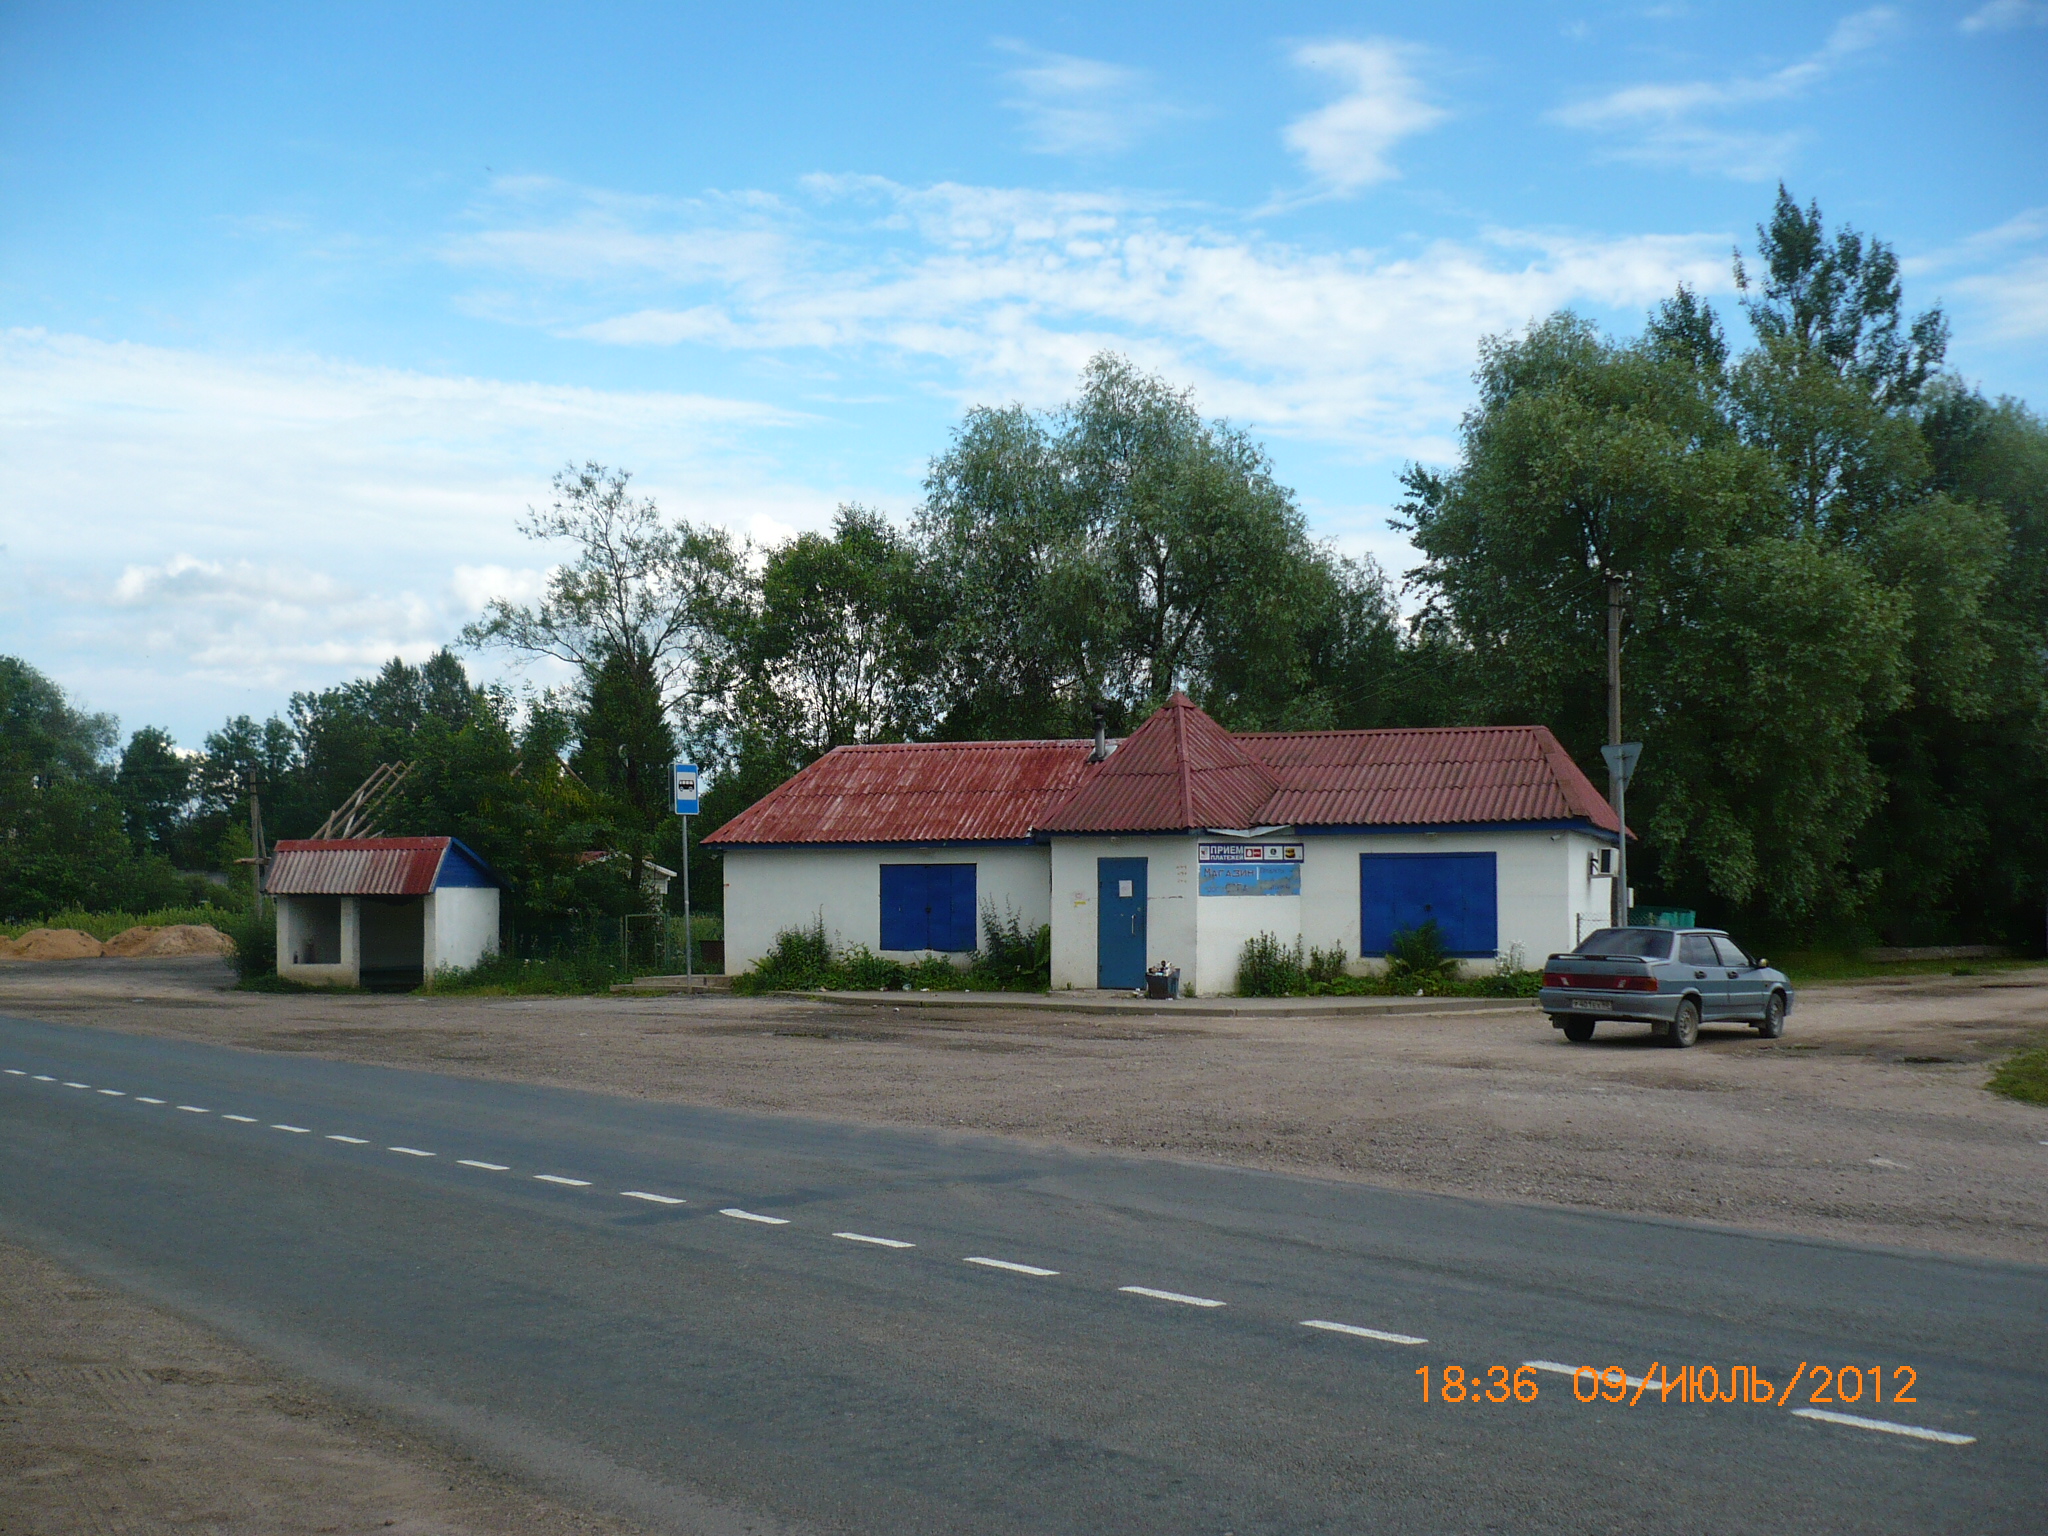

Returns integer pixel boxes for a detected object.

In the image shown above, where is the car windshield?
[1572,928,1674,960]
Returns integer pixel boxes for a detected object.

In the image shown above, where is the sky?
[2,0,2043,749]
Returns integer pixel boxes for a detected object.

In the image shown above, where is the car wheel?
[1755,991,1786,1039]
[1561,1017,1596,1043]
[1668,998,1701,1048]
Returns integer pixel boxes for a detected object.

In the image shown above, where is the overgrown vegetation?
[1235,928,1540,999]
[1987,1045,2048,1106]
[223,906,275,981]
[426,948,627,996]
[732,905,1053,995]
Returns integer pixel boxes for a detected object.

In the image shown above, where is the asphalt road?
[1,1012,2041,1534]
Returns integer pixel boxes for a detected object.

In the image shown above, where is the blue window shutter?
[880,865,927,950]
[929,864,977,952]
[1360,852,1498,957]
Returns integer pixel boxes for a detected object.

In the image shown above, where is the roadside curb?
[772,990,1535,1020]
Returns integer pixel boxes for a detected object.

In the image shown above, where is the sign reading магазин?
[1198,842,1303,896]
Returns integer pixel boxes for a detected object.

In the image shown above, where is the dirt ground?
[0,1234,648,1536]
[3,958,2045,1532]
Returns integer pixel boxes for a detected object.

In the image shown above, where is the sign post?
[672,765,699,979]
[1600,742,1642,928]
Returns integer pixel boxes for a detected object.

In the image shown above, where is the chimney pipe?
[1091,707,1108,763]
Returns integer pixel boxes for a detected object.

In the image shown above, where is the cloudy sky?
[2,0,2042,746]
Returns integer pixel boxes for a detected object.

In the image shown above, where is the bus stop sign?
[672,764,699,816]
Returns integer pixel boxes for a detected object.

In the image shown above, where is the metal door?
[1678,932,1729,1017]
[1097,857,1147,990]
[1712,934,1765,1018]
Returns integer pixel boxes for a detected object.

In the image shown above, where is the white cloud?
[0,329,842,739]
[996,41,1175,156]
[447,176,1732,457]
[1551,7,1901,178]
[1905,208,2048,342]
[1960,0,2048,32]
[1281,39,1446,197]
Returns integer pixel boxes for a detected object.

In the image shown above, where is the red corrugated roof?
[702,740,1101,846]
[266,837,450,896]
[703,703,1620,845]
[1037,692,1279,834]
[1240,726,1620,832]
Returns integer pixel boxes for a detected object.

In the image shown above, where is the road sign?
[1600,742,1643,785]
[672,764,699,816]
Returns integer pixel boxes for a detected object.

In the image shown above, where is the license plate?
[1569,998,1613,1011]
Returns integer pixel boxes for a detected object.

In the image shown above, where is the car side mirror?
[1754,958,1768,970]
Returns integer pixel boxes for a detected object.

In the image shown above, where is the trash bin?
[1143,966,1180,1000]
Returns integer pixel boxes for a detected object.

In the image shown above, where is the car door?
[1712,934,1764,1019]
[1677,932,1727,1018]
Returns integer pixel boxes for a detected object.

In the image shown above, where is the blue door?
[1360,852,1497,958]
[1097,857,1147,989]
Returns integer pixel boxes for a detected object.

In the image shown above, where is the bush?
[974,902,1052,988]
[1237,932,1307,997]
[223,905,276,980]
[1988,1045,2048,1106]
[1384,921,1456,989]
[429,947,623,996]
[1306,942,1349,985]
[730,910,1052,995]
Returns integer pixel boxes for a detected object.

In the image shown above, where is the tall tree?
[116,726,191,853]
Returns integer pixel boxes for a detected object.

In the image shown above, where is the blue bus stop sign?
[672,764,699,816]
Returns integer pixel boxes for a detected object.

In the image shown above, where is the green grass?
[233,972,321,994]
[424,950,626,996]
[1988,1045,2048,1106]
[1775,951,2048,985]
[0,904,235,941]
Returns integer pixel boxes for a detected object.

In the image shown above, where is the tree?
[462,463,747,725]
[570,645,677,896]
[116,726,191,853]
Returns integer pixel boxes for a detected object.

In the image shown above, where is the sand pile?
[0,929,106,960]
[101,924,234,958]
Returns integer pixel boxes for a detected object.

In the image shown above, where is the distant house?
[704,693,1622,994]
[266,837,502,989]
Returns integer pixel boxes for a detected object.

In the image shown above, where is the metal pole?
[682,814,694,981]
[1606,576,1625,928]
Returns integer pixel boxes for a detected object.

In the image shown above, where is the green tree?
[116,726,192,853]
[570,645,677,897]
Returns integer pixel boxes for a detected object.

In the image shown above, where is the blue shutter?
[879,865,928,951]
[928,864,978,952]
[1360,853,1498,957]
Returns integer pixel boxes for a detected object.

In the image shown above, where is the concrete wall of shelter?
[275,894,361,987]
[426,886,500,977]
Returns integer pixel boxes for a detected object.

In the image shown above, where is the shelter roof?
[702,740,1100,846]
[265,836,502,896]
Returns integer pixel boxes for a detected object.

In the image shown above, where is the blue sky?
[3,0,2043,747]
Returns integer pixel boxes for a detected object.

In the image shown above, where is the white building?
[707,694,1623,995]
[267,836,502,989]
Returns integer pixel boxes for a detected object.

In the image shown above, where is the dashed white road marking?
[177,1105,208,1113]
[97,1089,125,1096]
[271,1124,311,1133]
[63,1082,89,1089]
[1302,1319,1428,1345]
[1524,1360,1668,1392]
[1792,1408,1976,1445]
[621,1191,687,1205]
[222,1114,257,1123]
[834,1231,914,1248]
[4,1068,24,1075]
[457,1159,509,1171]
[964,1256,1059,1277]
[388,1146,434,1157]
[33,1075,55,1082]
[327,1135,369,1144]
[136,1097,165,1104]
[720,1208,790,1225]
[535,1174,591,1187]
[1119,1285,1225,1308]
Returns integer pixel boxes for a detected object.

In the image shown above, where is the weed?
[1988,1046,2048,1106]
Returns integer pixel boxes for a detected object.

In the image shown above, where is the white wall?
[276,894,361,987]
[1297,828,1585,975]
[426,886,500,976]
[1048,836,1199,993]
[721,845,1054,973]
[1193,885,1301,998]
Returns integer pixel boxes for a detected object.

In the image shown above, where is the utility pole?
[246,768,269,917]
[1601,575,1642,929]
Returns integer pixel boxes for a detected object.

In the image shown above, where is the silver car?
[1538,927,1793,1047]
